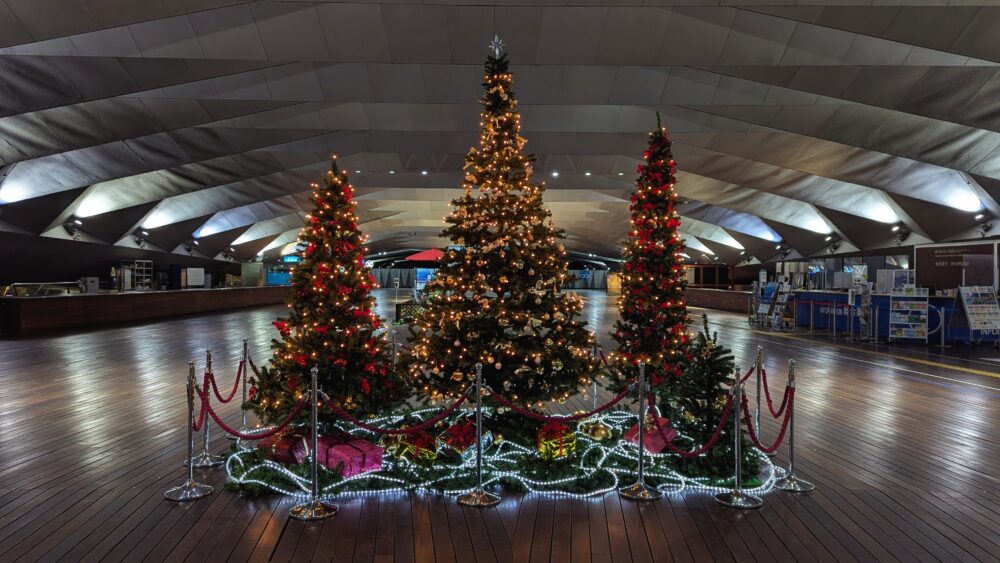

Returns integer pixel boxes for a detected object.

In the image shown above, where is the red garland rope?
[192,384,308,439]
[740,388,794,454]
[759,367,791,418]
[487,384,634,422]
[332,387,470,435]
[204,360,243,404]
[644,395,734,458]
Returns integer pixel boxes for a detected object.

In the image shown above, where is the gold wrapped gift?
[537,422,577,460]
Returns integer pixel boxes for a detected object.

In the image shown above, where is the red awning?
[405,248,444,261]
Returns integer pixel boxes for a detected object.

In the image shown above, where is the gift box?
[537,421,576,460]
[396,431,437,462]
[323,439,384,478]
[625,415,677,453]
[257,434,308,465]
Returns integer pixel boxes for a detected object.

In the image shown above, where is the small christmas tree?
[611,114,690,388]
[401,42,598,407]
[249,157,407,424]
[658,314,759,480]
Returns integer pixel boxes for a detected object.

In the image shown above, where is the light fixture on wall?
[892,226,911,246]
[132,228,149,248]
[63,218,83,240]
[978,221,993,238]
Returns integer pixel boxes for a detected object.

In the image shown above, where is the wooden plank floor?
[0,289,998,562]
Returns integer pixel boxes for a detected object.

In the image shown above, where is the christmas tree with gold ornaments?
[401,41,598,408]
[610,114,691,390]
[248,158,408,424]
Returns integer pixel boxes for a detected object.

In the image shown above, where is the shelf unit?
[888,287,928,343]
[121,260,153,292]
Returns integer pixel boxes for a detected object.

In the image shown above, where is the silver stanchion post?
[227,339,250,441]
[754,346,777,458]
[754,346,762,436]
[165,361,214,501]
[458,363,501,507]
[620,361,661,501]
[715,365,763,509]
[189,349,224,468]
[776,359,814,493]
[290,366,338,520]
[391,329,398,366]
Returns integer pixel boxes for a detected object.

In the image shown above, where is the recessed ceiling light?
[73,219,82,225]
[975,213,985,220]
[825,236,832,241]
[775,245,781,250]
[355,169,361,173]
[551,171,559,177]
[389,170,395,174]
[584,171,592,176]
[891,225,900,232]
[617,172,624,176]
[421,170,428,175]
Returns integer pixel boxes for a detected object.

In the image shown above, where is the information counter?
[789,290,992,345]
[0,286,289,336]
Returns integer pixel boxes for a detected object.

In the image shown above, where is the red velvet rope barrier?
[192,384,308,439]
[643,395,733,458]
[332,387,470,435]
[204,361,243,404]
[487,384,634,422]
[740,389,793,454]
[759,367,791,418]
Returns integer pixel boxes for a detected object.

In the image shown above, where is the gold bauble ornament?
[552,359,564,371]
[451,371,464,381]
[583,422,613,441]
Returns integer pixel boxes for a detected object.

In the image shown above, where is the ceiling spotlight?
[421,170,428,175]
[355,169,361,174]
[739,250,745,255]
[775,244,782,250]
[584,171,592,176]
[824,235,832,242]
[617,172,624,176]
[132,228,148,248]
[551,171,559,177]
[978,221,993,238]
[388,170,395,174]
[893,227,912,246]
[975,213,985,221]
[891,225,901,232]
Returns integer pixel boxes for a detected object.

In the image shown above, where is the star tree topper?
[489,34,505,57]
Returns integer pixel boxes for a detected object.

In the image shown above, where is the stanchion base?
[776,474,815,493]
[164,480,213,501]
[457,488,501,507]
[715,490,763,509]
[766,451,778,458]
[289,499,338,521]
[186,451,225,468]
[619,481,662,501]
[225,434,238,441]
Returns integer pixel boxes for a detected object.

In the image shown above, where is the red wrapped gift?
[323,439,384,478]
[625,416,677,453]
[257,434,308,465]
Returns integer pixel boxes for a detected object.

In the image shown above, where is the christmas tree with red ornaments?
[611,113,691,388]
[248,157,408,425]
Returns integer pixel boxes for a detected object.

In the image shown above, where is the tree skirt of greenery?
[226,407,782,498]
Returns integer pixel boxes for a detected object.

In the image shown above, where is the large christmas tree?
[402,43,598,407]
[249,158,407,423]
[611,114,690,388]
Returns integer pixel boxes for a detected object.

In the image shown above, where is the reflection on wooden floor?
[0,290,997,561]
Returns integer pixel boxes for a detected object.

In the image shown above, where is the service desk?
[789,290,989,345]
[0,286,289,336]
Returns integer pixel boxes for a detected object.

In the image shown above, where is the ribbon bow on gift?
[445,420,476,450]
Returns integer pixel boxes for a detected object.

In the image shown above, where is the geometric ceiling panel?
[1,1,998,268]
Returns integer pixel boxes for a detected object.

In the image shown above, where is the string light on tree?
[399,38,598,408]
[611,113,692,390]
[249,157,410,425]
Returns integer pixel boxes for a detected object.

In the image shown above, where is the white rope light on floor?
[225,407,782,499]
